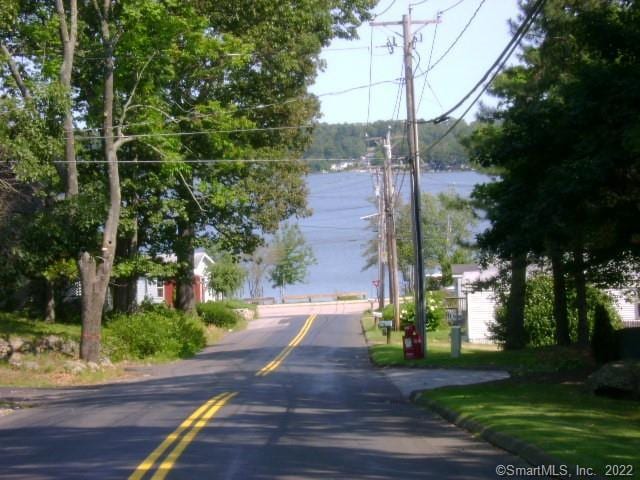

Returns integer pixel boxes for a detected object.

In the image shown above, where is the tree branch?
[0,42,31,99]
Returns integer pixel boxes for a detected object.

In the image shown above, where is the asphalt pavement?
[0,301,527,479]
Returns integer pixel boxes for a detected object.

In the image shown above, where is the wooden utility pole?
[382,128,401,330]
[371,12,440,356]
[374,170,386,310]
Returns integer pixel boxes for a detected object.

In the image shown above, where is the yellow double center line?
[129,391,237,480]
[256,313,317,377]
[130,313,316,478]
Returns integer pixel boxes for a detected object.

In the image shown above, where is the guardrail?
[282,292,367,304]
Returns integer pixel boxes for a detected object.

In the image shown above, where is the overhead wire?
[418,0,487,77]
[422,0,546,154]
[422,0,545,126]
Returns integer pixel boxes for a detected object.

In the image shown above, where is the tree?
[208,254,247,299]
[466,0,640,349]
[269,223,316,300]
[395,192,475,288]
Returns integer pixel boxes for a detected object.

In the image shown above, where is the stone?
[60,339,79,357]
[8,353,23,369]
[9,337,24,352]
[0,339,12,360]
[64,360,87,374]
[587,361,640,399]
[86,361,100,372]
[18,341,35,354]
[99,357,114,369]
[233,308,255,321]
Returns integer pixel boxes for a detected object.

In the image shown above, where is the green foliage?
[106,305,205,360]
[617,328,640,361]
[383,291,445,332]
[208,254,247,298]
[490,274,623,347]
[304,120,474,171]
[269,223,316,295]
[196,301,240,328]
[591,303,619,364]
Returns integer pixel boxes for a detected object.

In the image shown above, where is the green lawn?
[418,382,640,475]
[362,313,593,374]
[0,312,82,341]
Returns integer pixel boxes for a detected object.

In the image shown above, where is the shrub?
[383,292,444,332]
[196,301,240,328]
[591,303,619,364]
[617,327,640,360]
[106,305,205,360]
[490,274,622,347]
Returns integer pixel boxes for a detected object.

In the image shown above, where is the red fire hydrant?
[402,324,424,359]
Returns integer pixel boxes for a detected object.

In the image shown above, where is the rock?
[587,361,640,399]
[59,339,79,357]
[9,337,24,352]
[64,360,87,375]
[99,357,114,369]
[233,308,255,321]
[18,341,35,354]
[8,353,23,369]
[0,339,12,360]
[86,361,100,372]
[36,335,63,353]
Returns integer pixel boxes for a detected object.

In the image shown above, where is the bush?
[196,301,240,328]
[591,303,619,364]
[616,327,640,360]
[106,305,205,360]
[490,274,623,347]
[382,292,444,332]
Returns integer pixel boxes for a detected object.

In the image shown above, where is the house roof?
[451,264,481,276]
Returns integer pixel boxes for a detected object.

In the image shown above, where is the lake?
[257,170,492,299]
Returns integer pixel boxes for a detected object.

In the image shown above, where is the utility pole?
[382,128,401,330]
[371,12,440,357]
[374,170,386,310]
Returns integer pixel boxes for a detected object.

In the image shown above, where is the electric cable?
[420,0,546,125]
[422,0,546,154]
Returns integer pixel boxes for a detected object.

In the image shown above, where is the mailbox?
[402,324,424,359]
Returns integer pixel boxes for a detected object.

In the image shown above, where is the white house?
[450,264,500,343]
[450,264,640,344]
[136,251,216,306]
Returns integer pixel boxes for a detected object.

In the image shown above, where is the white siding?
[136,278,164,305]
[467,291,497,343]
[608,289,639,323]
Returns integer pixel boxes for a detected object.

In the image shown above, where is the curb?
[411,392,590,480]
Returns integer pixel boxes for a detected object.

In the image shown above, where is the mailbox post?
[378,319,393,344]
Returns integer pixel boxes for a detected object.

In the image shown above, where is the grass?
[1,309,252,388]
[362,312,638,474]
[0,312,81,341]
[362,313,593,374]
[417,381,640,475]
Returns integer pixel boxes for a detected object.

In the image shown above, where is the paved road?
[0,302,524,479]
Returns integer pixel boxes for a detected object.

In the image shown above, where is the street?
[0,302,523,479]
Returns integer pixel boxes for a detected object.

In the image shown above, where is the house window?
[156,280,164,299]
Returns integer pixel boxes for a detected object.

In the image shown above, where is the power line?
[420,0,487,76]
[420,0,545,125]
[422,0,546,153]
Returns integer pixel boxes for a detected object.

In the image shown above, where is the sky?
[309,0,522,124]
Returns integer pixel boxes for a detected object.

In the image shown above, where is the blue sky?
[309,0,522,124]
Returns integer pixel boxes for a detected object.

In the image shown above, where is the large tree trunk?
[505,253,527,350]
[79,2,121,362]
[550,249,570,346]
[175,222,196,313]
[573,249,589,346]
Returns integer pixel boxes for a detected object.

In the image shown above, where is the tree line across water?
[303,119,475,172]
